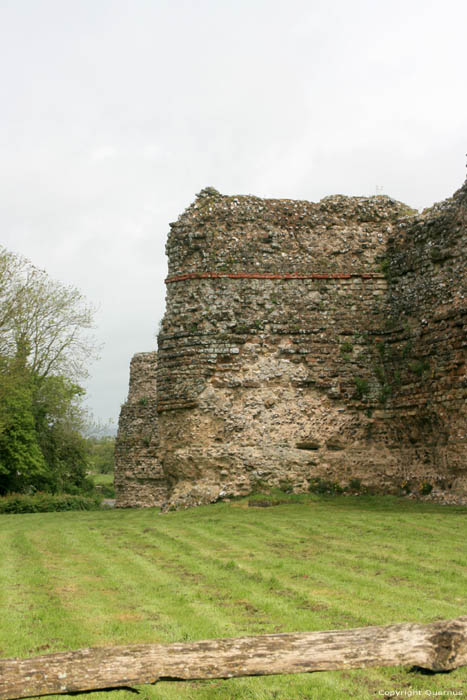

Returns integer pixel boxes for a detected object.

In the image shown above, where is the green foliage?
[401,339,413,358]
[378,384,393,404]
[0,361,48,494]
[375,340,386,359]
[98,483,115,498]
[235,323,249,334]
[32,375,92,494]
[353,376,370,399]
[374,364,386,383]
[348,478,362,491]
[340,341,353,361]
[0,246,98,381]
[378,257,390,275]
[87,436,115,475]
[0,492,100,513]
[420,482,433,496]
[400,481,412,494]
[0,246,98,496]
[248,489,309,506]
[408,359,430,376]
[309,478,343,494]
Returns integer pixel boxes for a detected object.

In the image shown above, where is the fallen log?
[1,617,466,699]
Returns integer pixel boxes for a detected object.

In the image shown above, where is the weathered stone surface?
[114,353,167,508]
[115,179,466,510]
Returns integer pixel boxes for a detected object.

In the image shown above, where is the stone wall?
[381,180,466,499]
[114,352,167,507]
[115,180,466,509]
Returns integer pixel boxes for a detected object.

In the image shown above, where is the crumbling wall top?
[126,352,157,403]
[166,187,417,277]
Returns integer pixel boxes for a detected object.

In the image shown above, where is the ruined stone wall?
[114,352,167,507]
[155,190,415,508]
[380,180,466,498]
[114,180,466,510]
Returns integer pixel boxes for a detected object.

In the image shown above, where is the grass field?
[1,494,466,699]
[90,472,114,487]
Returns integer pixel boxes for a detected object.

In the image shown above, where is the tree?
[0,358,48,494]
[0,246,99,494]
[87,436,115,474]
[0,246,98,382]
[32,375,93,494]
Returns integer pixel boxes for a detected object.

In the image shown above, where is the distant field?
[1,495,466,699]
[91,472,114,487]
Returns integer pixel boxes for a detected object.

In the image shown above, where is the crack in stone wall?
[115,179,466,509]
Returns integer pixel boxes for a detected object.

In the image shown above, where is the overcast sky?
[1,0,465,429]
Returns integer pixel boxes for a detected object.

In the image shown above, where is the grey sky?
[1,0,466,428]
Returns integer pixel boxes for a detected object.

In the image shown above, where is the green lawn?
[1,495,466,699]
[90,472,114,487]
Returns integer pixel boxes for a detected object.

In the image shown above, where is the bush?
[348,478,362,491]
[0,492,101,514]
[309,478,343,495]
[97,483,115,498]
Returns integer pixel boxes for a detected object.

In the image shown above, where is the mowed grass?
[1,495,467,699]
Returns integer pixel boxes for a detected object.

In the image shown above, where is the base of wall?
[154,442,467,510]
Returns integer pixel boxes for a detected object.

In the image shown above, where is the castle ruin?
[115,178,466,509]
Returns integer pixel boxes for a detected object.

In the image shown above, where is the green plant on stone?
[378,258,391,276]
[309,478,343,495]
[378,384,393,404]
[374,365,386,383]
[348,478,362,491]
[408,359,430,376]
[278,479,294,494]
[353,377,370,399]
[375,341,386,360]
[401,341,413,359]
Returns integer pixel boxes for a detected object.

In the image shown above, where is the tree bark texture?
[1,617,467,699]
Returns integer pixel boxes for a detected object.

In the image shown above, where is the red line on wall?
[165,272,384,283]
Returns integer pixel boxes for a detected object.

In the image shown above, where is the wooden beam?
[1,617,466,699]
